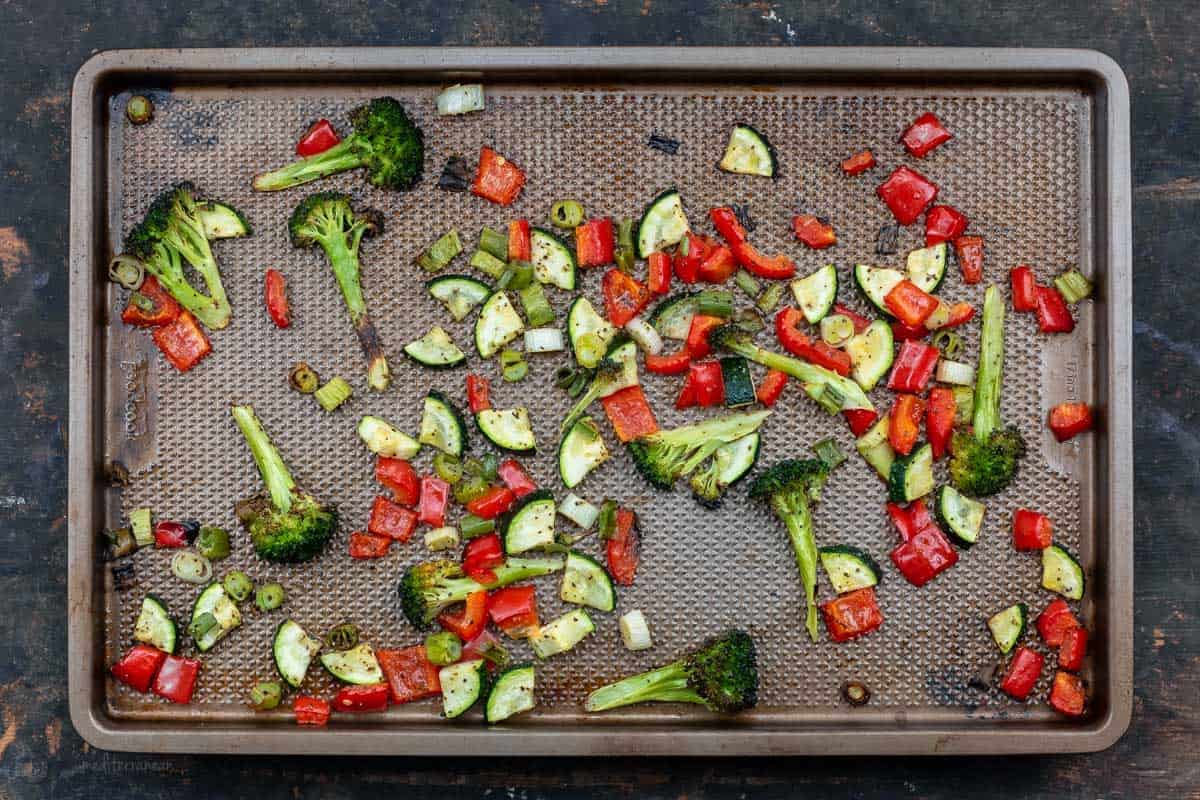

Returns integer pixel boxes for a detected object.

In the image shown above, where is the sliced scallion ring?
[170,550,213,584]
[108,255,145,291]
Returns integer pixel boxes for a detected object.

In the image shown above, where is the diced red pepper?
[497,459,537,498]
[709,207,748,244]
[1013,508,1053,551]
[465,485,516,520]
[645,348,691,375]
[349,531,391,559]
[1048,402,1094,442]
[926,387,956,460]
[673,233,710,284]
[1035,286,1075,333]
[293,695,331,726]
[756,370,788,407]
[908,498,936,533]
[152,311,211,373]
[151,654,200,704]
[1059,626,1088,672]
[821,587,884,642]
[154,520,189,549]
[488,585,540,638]
[1049,671,1087,717]
[263,269,291,328]
[334,683,390,713]
[121,275,181,327]
[462,534,504,585]
[731,240,796,280]
[887,501,918,543]
[460,628,504,665]
[601,385,659,443]
[937,301,976,329]
[877,166,939,225]
[296,119,340,157]
[470,146,525,206]
[887,339,939,393]
[774,307,852,375]
[792,214,837,249]
[901,112,953,158]
[686,314,726,359]
[368,496,418,542]
[884,280,939,328]
[418,476,450,527]
[697,244,737,284]
[841,149,876,176]
[924,205,969,246]
[890,526,958,587]
[438,588,488,640]
[606,508,640,586]
[647,251,672,296]
[111,645,167,693]
[844,408,879,438]
[834,303,871,334]
[1036,598,1080,646]
[375,457,419,507]
[954,235,985,284]
[999,646,1044,701]
[676,361,725,409]
[890,319,928,341]
[602,268,651,327]
[466,373,491,414]
[575,218,615,268]
[377,645,441,704]
[1010,266,1038,312]
[508,219,532,262]
[888,394,924,456]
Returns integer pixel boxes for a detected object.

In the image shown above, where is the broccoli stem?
[169,214,229,324]
[252,138,364,192]
[773,494,820,642]
[144,248,228,328]
[231,405,296,514]
[314,223,391,391]
[722,338,873,412]
[972,285,1005,442]
[584,661,703,711]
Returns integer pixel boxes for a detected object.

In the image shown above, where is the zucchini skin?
[425,389,470,453]
[721,123,778,178]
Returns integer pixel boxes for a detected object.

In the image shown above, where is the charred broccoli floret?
[585,629,758,713]
[122,182,250,330]
[253,97,424,192]
[398,556,564,629]
[230,404,336,563]
[628,411,770,504]
[289,192,390,391]
[749,459,830,641]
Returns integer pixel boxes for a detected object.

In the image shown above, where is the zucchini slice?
[712,432,760,487]
[197,202,250,239]
[439,659,486,719]
[558,416,611,489]
[419,390,468,456]
[846,319,895,391]
[819,545,882,594]
[790,264,838,324]
[636,189,690,258]
[133,595,177,654]
[503,489,557,554]
[905,243,948,294]
[853,264,904,317]
[567,297,617,368]
[888,442,935,503]
[529,609,594,658]
[476,407,537,453]
[935,485,986,548]
[403,326,466,369]
[474,291,525,359]
[427,274,492,321]
[531,228,577,291]
[986,603,1027,655]
[560,551,616,612]
[320,643,383,685]
[718,124,777,178]
[720,356,756,408]
[357,415,421,459]
[484,664,536,723]
[648,291,699,341]
[855,413,895,479]
[190,583,242,652]
[273,619,322,688]
[1042,545,1085,600]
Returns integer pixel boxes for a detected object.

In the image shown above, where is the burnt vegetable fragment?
[103,527,137,560]
[876,223,900,255]
[647,133,681,155]
[437,156,473,192]
[842,681,871,706]
[288,362,319,394]
[326,623,359,650]
[111,562,137,591]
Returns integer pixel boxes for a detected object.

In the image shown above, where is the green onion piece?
[615,218,636,273]
[507,261,534,290]
[326,623,359,650]
[461,456,484,476]
[519,283,555,328]
[575,331,606,368]
[480,453,500,481]
[555,366,578,390]
[813,383,845,415]
[697,290,733,318]
[255,582,285,611]
[813,437,847,469]
[416,229,463,272]
[424,632,463,665]
[171,551,213,584]
[248,681,283,711]
[503,360,529,382]
[597,499,618,541]
[479,227,509,261]
[288,362,320,394]
[757,283,785,314]
[188,612,218,640]
[459,513,495,539]
[196,526,231,561]
[734,270,761,299]
[470,249,507,279]
[952,386,975,426]
[732,308,765,333]
[476,639,510,668]
[931,330,963,359]
[433,452,463,484]
[567,371,590,398]
[222,571,254,603]
[126,95,154,125]
[549,199,585,229]
[496,268,515,290]
[314,377,353,412]
[499,348,524,367]
[108,255,145,291]
[453,474,490,505]
[1054,269,1093,304]
[129,507,153,548]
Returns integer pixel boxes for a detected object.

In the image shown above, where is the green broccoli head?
[629,411,771,493]
[748,458,829,511]
[124,182,199,257]
[688,460,725,508]
[235,493,337,563]
[288,191,382,250]
[948,427,1026,497]
[397,559,478,629]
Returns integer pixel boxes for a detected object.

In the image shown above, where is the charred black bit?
[876,223,900,255]
[181,520,201,545]
[647,133,681,155]
[437,156,473,192]
[105,461,131,487]
[968,662,1000,691]
[731,203,757,233]
[111,562,137,590]
[842,680,871,706]
[102,527,137,561]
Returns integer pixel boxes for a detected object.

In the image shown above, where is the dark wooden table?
[1,2,1195,797]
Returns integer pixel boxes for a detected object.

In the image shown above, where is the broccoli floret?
[398,556,564,629]
[560,339,638,434]
[290,192,391,391]
[123,182,249,330]
[253,97,424,192]
[230,405,336,563]
[749,459,830,641]
[584,629,758,713]
[629,411,770,501]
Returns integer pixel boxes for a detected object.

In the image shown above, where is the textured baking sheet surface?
[105,84,1090,719]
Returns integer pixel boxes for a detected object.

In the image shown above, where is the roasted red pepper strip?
[334,683,390,712]
[417,476,450,527]
[376,457,420,507]
[1048,402,1094,442]
[884,280,939,328]
[673,233,709,284]
[1059,626,1088,671]
[368,496,418,542]
[377,646,441,704]
[888,394,924,456]
[999,646,1044,701]
[1010,266,1038,312]
[731,240,796,280]
[676,361,724,409]
[438,589,488,640]
[111,645,168,693]
[466,485,516,520]
[877,166,939,225]
[1049,670,1086,717]
[575,218,615,268]
[686,314,726,359]
[709,207,748,244]
[154,520,189,549]
[601,385,659,443]
[264,268,291,328]
[821,587,884,642]
[844,408,879,438]
[926,387,956,460]
[697,244,736,283]
[939,301,976,329]
[296,119,340,157]
[497,459,537,498]
[890,526,958,586]
[349,531,392,559]
[841,149,876,176]
[886,502,918,543]
[1035,286,1075,333]
[792,215,837,249]
[466,373,491,414]
[953,235,984,284]
[901,112,953,158]
[508,219,532,262]
[774,307,852,375]
[923,205,969,246]
[121,275,181,327]
[293,696,331,726]
[647,251,672,296]
[606,508,640,586]
[602,268,650,327]
[152,311,211,373]
[460,628,503,665]
[645,348,691,375]
[471,146,525,206]
[834,304,871,335]
[462,534,504,584]
[887,339,939,393]
[1013,508,1053,551]
[1036,598,1080,646]
[151,655,201,704]
[756,369,788,407]
[488,585,539,637]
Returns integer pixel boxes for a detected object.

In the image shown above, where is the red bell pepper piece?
[821,587,884,642]
[926,387,956,460]
[334,683,390,713]
[645,348,691,375]
[647,251,672,296]
[263,269,291,328]
[888,394,924,456]
[890,319,928,341]
[890,526,958,586]
[154,520,189,549]
[954,235,985,284]
[673,233,710,284]
[1013,508,1053,551]
[886,501,918,543]
[368,496,418,542]
[602,268,650,327]
[999,646,1044,701]
[1059,626,1088,671]
[466,485,516,520]
[887,339,939,393]
[378,646,442,704]
[841,149,876,176]
[756,369,788,407]
[293,695,331,726]
[924,205,969,246]
[877,166,939,225]
[488,585,540,637]
[731,240,796,280]
[296,119,340,157]
[908,498,936,533]
[884,280,939,328]
[111,645,167,693]
[844,408,879,438]
[121,275,181,327]
[792,214,837,249]
[697,245,737,283]
[508,219,532,262]
[418,476,450,527]
[375,457,419,507]
[470,146,525,206]
[151,654,201,704]
[497,459,537,498]
[462,534,504,584]
[1036,598,1080,646]
[901,112,953,158]
[152,310,211,373]
[601,385,659,443]
[686,314,726,359]
[1010,266,1038,312]
[1049,670,1087,717]
[460,628,504,664]
[938,301,976,329]
[575,218,615,268]
[1035,286,1075,333]
[709,207,747,244]
[1048,402,1094,442]
[438,589,488,640]
[606,507,640,586]
[834,303,871,335]
[676,361,724,409]
[774,307,852,375]
[349,531,391,559]
[466,373,491,414]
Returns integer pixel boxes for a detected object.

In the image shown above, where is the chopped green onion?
[496,269,514,290]
[459,513,496,539]
[453,475,490,505]
[734,269,761,299]
[480,453,499,481]
[507,261,534,290]
[519,282,555,327]
[222,571,254,603]
[1054,269,1093,304]
[757,283,785,314]
[425,525,461,551]
[549,199,585,229]
[255,582,285,611]
[624,316,664,355]
[314,377,352,412]
[597,499,618,540]
[129,507,153,548]
[952,386,975,426]
[732,308,765,333]
[435,83,485,116]
[697,290,733,318]
[555,366,579,390]
[188,612,218,640]
[574,331,606,369]
[615,218,636,273]
[196,526,230,561]
[470,249,507,279]
[289,362,320,394]
[126,95,154,125]
[433,452,463,484]
[931,330,963,359]
[500,348,524,367]
[416,230,463,272]
[108,255,145,291]
[819,314,854,347]
[248,681,283,710]
[568,371,590,398]
[813,383,845,415]
[503,360,529,382]
[479,227,509,261]
[936,359,976,386]
[475,639,510,668]
[171,550,212,584]
[326,623,359,650]
[813,437,847,469]
[424,632,463,665]
[525,328,565,353]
